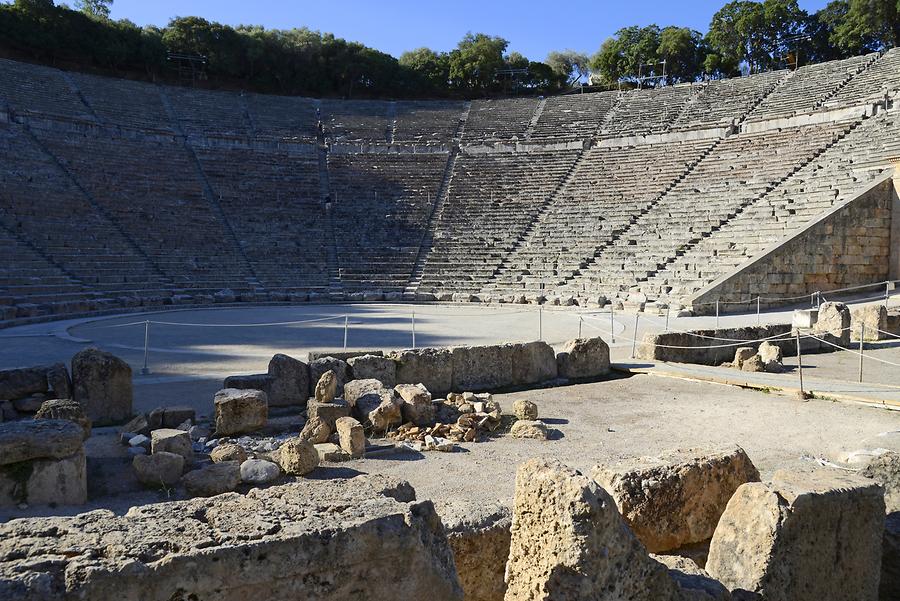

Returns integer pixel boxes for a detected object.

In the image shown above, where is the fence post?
[886,282,891,308]
[141,320,151,375]
[411,312,416,348]
[715,301,720,329]
[610,306,615,343]
[343,315,349,349]
[631,313,640,359]
[796,330,804,397]
[539,306,543,341]
[858,324,865,383]
[665,306,670,332]
[578,315,583,338]
[756,296,761,326]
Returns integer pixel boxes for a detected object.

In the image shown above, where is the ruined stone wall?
[691,174,895,311]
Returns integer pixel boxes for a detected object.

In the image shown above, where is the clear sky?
[107,0,832,60]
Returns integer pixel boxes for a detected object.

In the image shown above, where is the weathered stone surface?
[210,443,248,464]
[510,341,558,386]
[0,419,83,465]
[388,347,453,395]
[267,353,310,406]
[240,459,280,485]
[315,442,351,462]
[861,450,900,512]
[343,378,386,406]
[0,477,462,601]
[133,451,184,487]
[13,393,45,413]
[278,438,319,475]
[121,413,150,436]
[307,399,350,430]
[396,383,435,426]
[450,345,513,391]
[308,357,349,398]
[182,461,242,497]
[509,420,549,440]
[651,555,730,601]
[733,347,755,368]
[355,389,402,432]
[158,405,195,428]
[504,459,681,601]
[71,348,133,424]
[0,448,86,507]
[298,415,331,444]
[223,373,274,397]
[741,354,765,373]
[150,428,193,463]
[592,446,760,553]
[0,366,49,401]
[437,500,512,601]
[335,416,365,459]
[214,388,268,436]
[706,468,885,601]
[512,399,538,420]
[812,301,851,347]
[45,363,71,400]
[881,513,900,601]
[35,398,91,439]
[556,337,611,379]
[852,304,889,341]
[314,369,338,403]
[347,354,396,387]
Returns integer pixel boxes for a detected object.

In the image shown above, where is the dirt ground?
[2,372,897,522]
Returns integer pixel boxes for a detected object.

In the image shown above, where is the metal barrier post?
[343,315,349,349]
[858,324,865,383]
[610,306,615,343]
[665,306,670,332]
[411,312,416,348]
[715,301,720,329]
[141,320,150,375]
[886,282,891,308]
[539,306,543,341]
[578,315,583,338]
[756,296,761,326]
[631,313,640,359]
[796,330,804,396]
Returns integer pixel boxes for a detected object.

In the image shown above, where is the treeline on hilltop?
[0,0,897,99]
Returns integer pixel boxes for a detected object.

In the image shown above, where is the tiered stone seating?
[195,146,329,290]
[245,94,319,140]
[394,101,466,143]
[462,98,540,142]
[567,122,853,300]
[0,59,93,121]
[419,150,580,293]
[0,122,165,295]
[826,48,900,108]
[322,100,391,142]
[672,70,787,130]
[70,73,173,132]
[601,85,693,137]
[32,127,253,290]
[328,152,447,290]
[163,86,253,137]
[0,227,81,309]
[647,111,900,301]
[529,92,619,140]
[482,139,716,298]
[745,54,877,123]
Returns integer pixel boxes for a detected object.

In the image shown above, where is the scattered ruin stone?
[132,451,184,488]
[0,477,462,600]
[396,383,435,426]
[121,413,150,436]
[347,354,397,387]
[210,443,248,464]
[512,399,538,420]
[741,354,765,372]
[504,459,682,601]
[355,388,403,432]
[592,446,760,553]
[556,336,611,379]
[651,554,730,601]
[314,369,338,403]
[0,418,83,465]
[437,500,512,601]
[307,399,350,430]
[14,393,45,413]
[881,513,900,601]
[45,363,71,400]
[240,458,280,485]
[450,344,514,391]
[71,347,133,424]
[335,416,365,458]
[35,398,91,440]
[757,341,784,373]
[852,304,889,341]
[510,341,558,386]
[388,347,453,395]
[309,357,349,398]
[861,450,899,511]
[298,415,331,444]
[277,438,319,475]
[315,442,351,462]
[733,347,755,368]
[509,419,549,440]
[812,301,851,347]
[150,428,193,463]
[706,468,885,601]
[182,461,242,497]
[214,388,268,436]
[0,366,50,401]
[267,353,311,406]
[343,378,385,407]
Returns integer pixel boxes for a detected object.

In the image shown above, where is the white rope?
[101,314,347,328]
[807,333,900,368]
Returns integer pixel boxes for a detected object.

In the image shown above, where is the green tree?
[399,47,450,92]
[546,49,591,86]
[833,0,900,50]
[590,25,662,85]
[658,27,705,82]
[448,32,508,90]
[76,0,113,20]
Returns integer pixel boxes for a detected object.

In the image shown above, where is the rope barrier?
[806,333,900,369]
[100,315,347,329]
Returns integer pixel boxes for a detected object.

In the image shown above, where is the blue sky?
[107,0,831,60]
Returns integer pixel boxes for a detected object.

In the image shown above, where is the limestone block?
[861,450,900,512]
[35,399,91,440]
[315,442,351,462]
[267,353,310,406]
[214,388,268,436]
[335,417,365,459]
[0,366,49,401]
[741,354,765,372]
[0,448,87,507]
[298,416,331,444]
[0,419,83,465]
[150,429,193,463]
[209,443,247,463]
[706,468,885,601]
[240,459,280,485]
[308,357,349,398]
[651,555,730,601]
[182,462,242,497]
[343,379,385,407]
[733,347,755,368]
[71,348,133,424]
[314,370,338,403]
[395,383,435,426]
[812,301,851,347]
[133,451,184,487]
[356,390,402,432]
[504,459,681,601]
[509,420,548,440]
[852,304,889,341]
[223,373,274,397]
[278,438,319,475]
[510,341,558,385]
[757,341,783,372]
[45,363,71,400]
[592,446,760,553]
[306,399,350,430]
[556,337,611,379]
[450,344,513,391]
[388,347,453,395]
[512,399,538,420]
[347,354,397,387]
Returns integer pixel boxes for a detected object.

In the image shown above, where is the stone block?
[510,341,557,385]
[182,462,242,497]
[335,417,365,459]
[35,399,91,440]
[812,301,851,347]
[214,388,268,436]
[388,347,453,395]
[0,366,49,401]
[347,354,396,387]
[556,336,611,379]
[308,357,349,398]
[278,438,319,475]
[395,383,435,426]
[852,304,889,341]
[133,451,184,488]
[0,419,83,465]
[0,448,86,507]
[306,399,350,430]
[150,429,193,463]
[267,354,310,406]
[450,344,513,391]
[71,348,133,425]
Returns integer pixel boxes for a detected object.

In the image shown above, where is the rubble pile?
[389,391,503,451]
